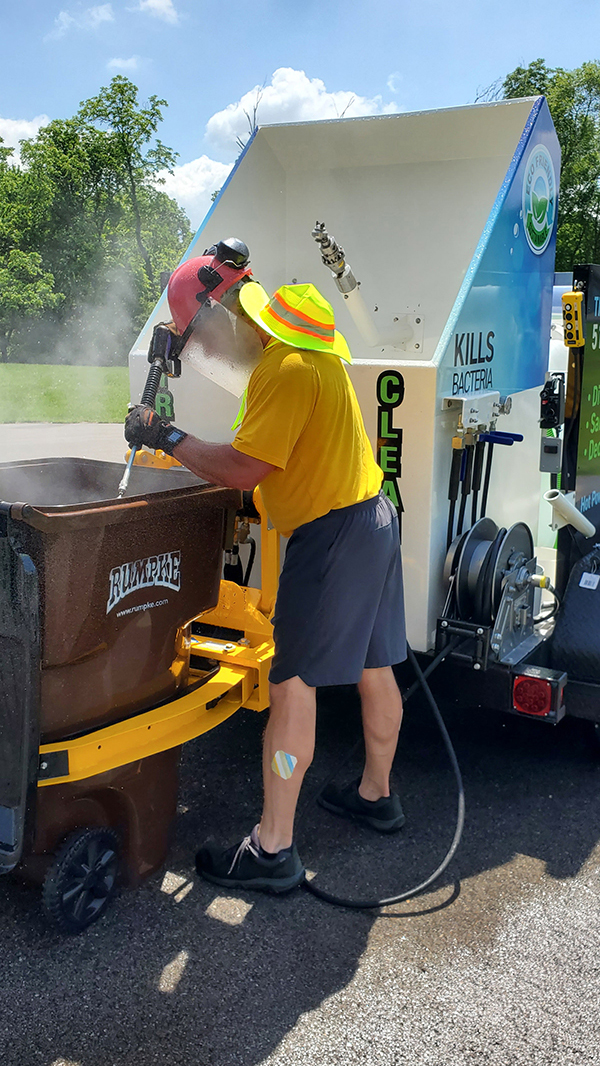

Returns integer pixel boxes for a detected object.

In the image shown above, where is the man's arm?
[173,435,276,490]
[124,405,276,490]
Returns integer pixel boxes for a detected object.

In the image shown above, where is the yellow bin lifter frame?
[38,485,278,788]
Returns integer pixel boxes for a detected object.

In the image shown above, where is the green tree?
[501,60,600,269]
[0,249,62,361]
[0,136,54,259]
[20,118,115,306]
[78,76,179,286]
[3,79,191,363]
[0,138,63,361]
[108,184,192,326]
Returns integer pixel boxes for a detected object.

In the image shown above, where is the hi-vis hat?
[238,281,352,363]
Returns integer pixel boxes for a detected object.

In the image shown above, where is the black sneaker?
[318,778,406,833]
[195,826,305,894]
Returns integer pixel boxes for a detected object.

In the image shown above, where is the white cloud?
[108,55,141,71]
[157,155,233,229]
[86,3,114,27]
[0,115,51,163]
[132,0,179,23]
[46,4,114,40]
[48,11,75,37]
[387,72,402,93]
[206,67,399,155]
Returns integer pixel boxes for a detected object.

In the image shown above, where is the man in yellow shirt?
[125,270,406,894]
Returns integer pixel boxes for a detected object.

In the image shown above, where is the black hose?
[563,346,583,490]
[456,444,474,536]
[141,359,164,406]
[401,636,464,703]
[302,643,465,910]
[447,500,456,552]
[472,527,505,625]
[470,492,479,529]
[471,439,486,525]
[534,587,561,623]
[446,447,463,550]
[243,536,256,586]
[456,495,467,537]
[480,441,494,518]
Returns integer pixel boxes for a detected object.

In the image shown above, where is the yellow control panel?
[562,291,585,347]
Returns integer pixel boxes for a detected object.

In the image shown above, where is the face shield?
[179,288,263,398]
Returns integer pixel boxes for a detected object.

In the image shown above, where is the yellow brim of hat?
[239,281,352,363]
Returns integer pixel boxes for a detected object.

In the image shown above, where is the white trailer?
[131,98,600,728]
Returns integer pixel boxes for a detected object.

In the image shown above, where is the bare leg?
[258,675,316,853]
[357,666,403,801]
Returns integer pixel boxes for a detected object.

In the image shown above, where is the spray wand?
[117,326,182,498]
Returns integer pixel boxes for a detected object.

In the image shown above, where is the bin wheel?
[42,828,120,934]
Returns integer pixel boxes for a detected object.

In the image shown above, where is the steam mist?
[10,266,139,368]
[1,267,139,424]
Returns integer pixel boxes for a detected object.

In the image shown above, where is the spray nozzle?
[312,222,347,277]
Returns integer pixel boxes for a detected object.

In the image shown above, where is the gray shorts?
[270,492,406,687]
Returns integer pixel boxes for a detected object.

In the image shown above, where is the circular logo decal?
[522,144,556,255]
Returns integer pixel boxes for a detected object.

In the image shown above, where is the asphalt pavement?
[1,425,599,1065]
[2,694,600,1066]
[0,423,127,464]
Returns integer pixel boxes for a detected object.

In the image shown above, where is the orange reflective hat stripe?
[264,304,335,344]
[263,296,335,344]
[273,292,335,334]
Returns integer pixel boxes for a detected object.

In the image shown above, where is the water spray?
[311,222,414,348]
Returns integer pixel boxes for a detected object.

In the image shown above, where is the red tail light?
[513,676,552,716]
[510,666,566,724]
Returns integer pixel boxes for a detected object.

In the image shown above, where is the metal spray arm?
[312,222,357,293]
[311,222,414,349]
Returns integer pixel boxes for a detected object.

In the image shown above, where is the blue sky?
[2,0,599,227]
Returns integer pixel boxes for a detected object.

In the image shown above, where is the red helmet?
[167,238,253,335]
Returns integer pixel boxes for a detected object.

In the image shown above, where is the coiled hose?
[302,643,465,910]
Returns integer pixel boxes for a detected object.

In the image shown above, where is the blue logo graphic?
[522,144,556,255]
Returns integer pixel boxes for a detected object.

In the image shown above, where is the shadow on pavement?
[1,676,600,1065]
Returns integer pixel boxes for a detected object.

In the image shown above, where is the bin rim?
[0,457,241,532]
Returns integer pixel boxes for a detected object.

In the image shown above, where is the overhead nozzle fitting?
[312,222,346,276]
[312,222,358,294]
[311,220,414,350]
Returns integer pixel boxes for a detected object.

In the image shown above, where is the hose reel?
[438,518,537,667]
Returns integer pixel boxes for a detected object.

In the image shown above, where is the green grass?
[0,364,130,423]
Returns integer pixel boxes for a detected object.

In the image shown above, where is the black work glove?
[124,405,188,456]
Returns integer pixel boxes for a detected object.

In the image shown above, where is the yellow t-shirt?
[232,339,382,535]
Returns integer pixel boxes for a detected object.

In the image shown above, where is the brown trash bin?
[0,457,240,930]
